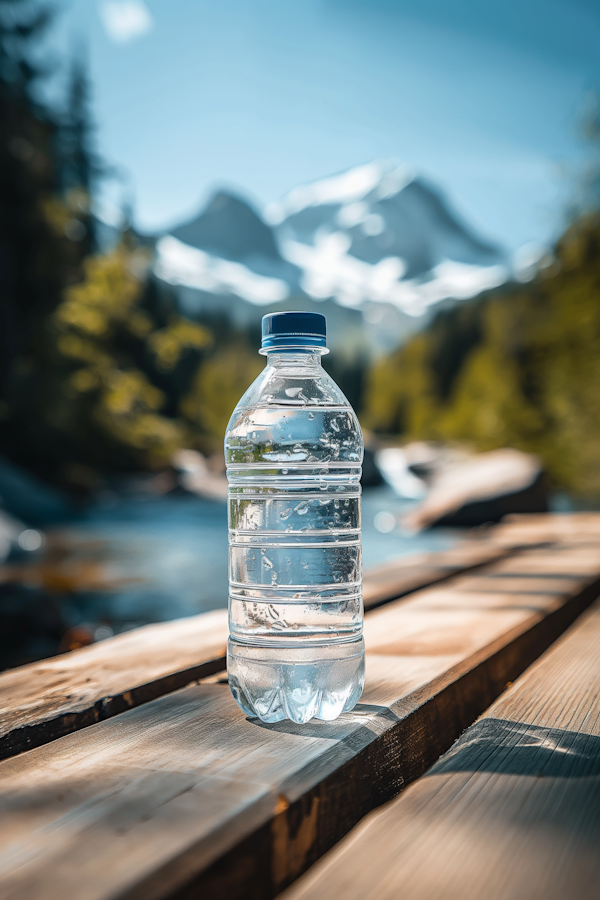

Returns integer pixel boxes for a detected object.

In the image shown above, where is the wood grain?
[362,540,510,610]
[0,543,599,900]
[492,511,600,547]
[0,540,509,762]
[284,563,600,900]
[0,610,228,762]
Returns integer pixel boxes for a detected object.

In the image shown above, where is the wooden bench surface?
[491,511,600,547]
[0,610,229,762]
[361,540,510,609]
[284,570,600,900]
[0,541,599,900]
[0,540,509,762]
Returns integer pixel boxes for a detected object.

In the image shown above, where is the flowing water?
[59,486,459,631]
[1,486,461,668]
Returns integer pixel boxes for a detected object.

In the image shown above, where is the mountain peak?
[156,161,508,334]
[170,190,282,263]
[269,161,506,314]
[265,160,415,225]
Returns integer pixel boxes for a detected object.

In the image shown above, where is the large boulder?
[402,448,548,531]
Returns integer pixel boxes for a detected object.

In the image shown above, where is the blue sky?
[52,0,600,251]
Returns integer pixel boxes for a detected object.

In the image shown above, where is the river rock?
[402,448,548,531]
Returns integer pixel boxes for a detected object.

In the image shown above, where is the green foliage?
[48,245,195,472]
[181,344,263,449]
[148,316,211,371]
[363,213,600,498]
[0,0,100,480]
[4,225,266,482]
[0,2,230,484]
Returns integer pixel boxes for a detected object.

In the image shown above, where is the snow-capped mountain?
[267,161,506,316]
[154,161,508,355]
[172,191,280,264]
[155,191,296,306]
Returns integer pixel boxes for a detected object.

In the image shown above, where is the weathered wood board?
[0,540,509,762]
[0,543,599,900]
[362,540,509,609]
[284,577,600,900]
[492,511,600,547]
[0,610,228,762]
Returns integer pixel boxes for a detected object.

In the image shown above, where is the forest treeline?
[0,0,367,494]
[2,0,599,500]
[363,213,600,498]
[0,0,267,492]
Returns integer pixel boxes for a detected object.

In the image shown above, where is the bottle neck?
[264,349,324,368]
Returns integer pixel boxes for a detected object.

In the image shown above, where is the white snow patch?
[281,235,505,317]
[335,204,385,236]
[513,242,550,282]
[336,202,369,229]
[99,1,153,43]
[155,235,289,305]
[385,260,507,317]
[376,165,415,200]
[362,213,385,236]
[283,234,407,309]
[266,160,414,225]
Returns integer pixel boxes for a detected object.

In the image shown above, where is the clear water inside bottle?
[225,348,365,723]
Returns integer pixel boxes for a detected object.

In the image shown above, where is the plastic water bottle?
[225,311,365,724]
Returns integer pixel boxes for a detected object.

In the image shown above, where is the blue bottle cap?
[261,311,327,351]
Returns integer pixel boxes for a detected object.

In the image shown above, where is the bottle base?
[227,637,365,724]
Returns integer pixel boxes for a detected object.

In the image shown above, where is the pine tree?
[58,48,99,253]
[0,0,57,384]
[362,213,600,498]
[0,0,89,475]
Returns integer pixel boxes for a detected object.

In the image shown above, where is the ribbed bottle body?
[225,353,364,723]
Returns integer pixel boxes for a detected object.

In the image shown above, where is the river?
[47,485,461,638]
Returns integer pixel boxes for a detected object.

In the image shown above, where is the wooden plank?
[492,511,600,547]
[486,543,600,577]
[362,540,510,609]
[0,544,599,900]
[0,610,228,762]
[0,540,510,762]
[284,586,600,900]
